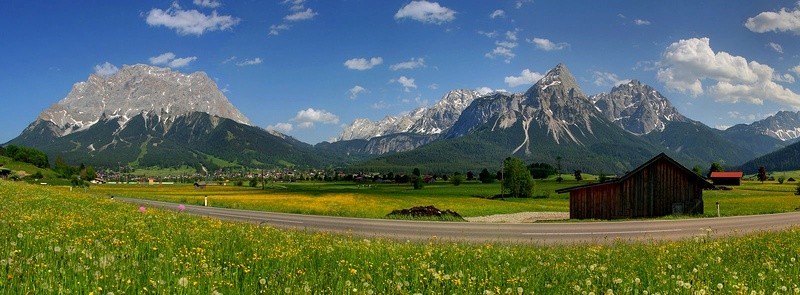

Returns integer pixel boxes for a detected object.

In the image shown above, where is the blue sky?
[2,1,800,144]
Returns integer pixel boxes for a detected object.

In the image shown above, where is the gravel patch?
[465,212,569,223]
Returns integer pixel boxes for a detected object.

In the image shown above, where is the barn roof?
[709,171,743,178]
[555,153,713,193]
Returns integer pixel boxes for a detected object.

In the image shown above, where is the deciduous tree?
[503,157,534,198]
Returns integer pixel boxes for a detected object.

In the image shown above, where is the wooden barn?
[556,153,713,219]
[709,171,743,186]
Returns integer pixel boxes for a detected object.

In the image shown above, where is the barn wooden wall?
[569,158,704,219]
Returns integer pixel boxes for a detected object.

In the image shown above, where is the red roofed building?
[709,171,743,186]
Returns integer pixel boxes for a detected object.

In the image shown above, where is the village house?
[708,171,744,186]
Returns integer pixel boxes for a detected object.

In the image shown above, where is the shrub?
[450,173,464,186]
[412,177,424,190]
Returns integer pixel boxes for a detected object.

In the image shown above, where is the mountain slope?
[5,65,345,169]
[7,112,342,169]
[737,140,800,173]
[644,121,756,166]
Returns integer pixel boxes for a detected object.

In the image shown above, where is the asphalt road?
[117,197,800,244]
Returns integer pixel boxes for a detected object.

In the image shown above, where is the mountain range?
[5,63,800,173]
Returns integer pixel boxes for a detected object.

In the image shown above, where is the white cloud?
[390,57,426,70]
[236,57,263,66]
[657,37,800,107]
[504,69,544,87]
[768,42,784,54]
[193,0,222,8]
[149,52,197,68]
[486,47,514,62]
[477,30,498,38]
[394,1,456,24]
[267,123,293,133]
[592,71,631,87]
[94,62,119,77]
[774,73,795,83]
[428,83,439,90]
[745,4,800,34]
[529,37,569,51]
[485,30,519,63]
[344,57,383,70]
[392,76,417,92]
[291,108,340,128]
[348,85,367,99]
[515,0,532,9]
[221,56,237,64]
[269,0,316,36]
[505,30,518,41]
[269,24,290,35]
[792,64,800,76]
[149,52,176,65]
[634,19,651,26]
[285,8,317,21]
[169,56,198,68]
[145,5,239,36]
[490,9,505,19]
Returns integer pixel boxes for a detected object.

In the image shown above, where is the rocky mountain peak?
[36,64,250,137]
[337,89,484,141]
[745,111,800,141]
[592,79,687,135]
[526,63,584,99]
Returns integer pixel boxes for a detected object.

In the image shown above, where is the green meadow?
[90,177,800,219]
[2,180,800,294]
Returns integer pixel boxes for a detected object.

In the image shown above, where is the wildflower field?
[3,180,800,294]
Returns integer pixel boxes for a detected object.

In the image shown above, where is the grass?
[0,156,72,185]
[90,180,573,218]
[703,181,800,217]
[2,180,800,294]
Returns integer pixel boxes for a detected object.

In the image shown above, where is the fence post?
[204,195,208,207]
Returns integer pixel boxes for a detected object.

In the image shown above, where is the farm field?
[2,180,800,294]
[90,178,800,219]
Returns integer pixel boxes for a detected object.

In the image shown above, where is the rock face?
[591,80,687,135]
[35,64,250,137]
[446,63,602,152]
[337,89,484,141]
